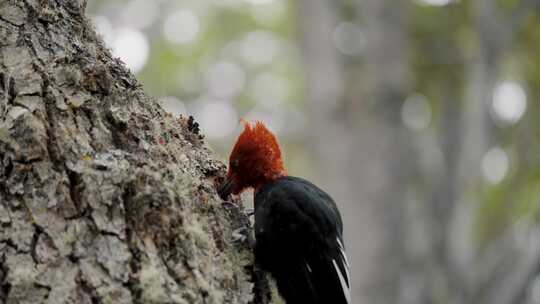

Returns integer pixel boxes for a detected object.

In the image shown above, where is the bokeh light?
[120,0,158,29]
[212,0,242,7]
[91,15,114,45]
[244,0,275,5]
[111,27,149,73]
[163,9,201,44]
[195,101,238,139]
[491,81,527,125]
[206,61,246,98]
[249,0,286,26]
[414,0,454,6]
[160,96,187,118]
[481,147,510,185]
[401,94,432,131]
[240,31,279,66]
[332,22,366,56]
[250,72,289,108]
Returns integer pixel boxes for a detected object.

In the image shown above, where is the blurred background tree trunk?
[300,0,540,303]
[299,0,409,302]
[0,1,269,303]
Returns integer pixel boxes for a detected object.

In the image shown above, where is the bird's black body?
[254,176,351,304]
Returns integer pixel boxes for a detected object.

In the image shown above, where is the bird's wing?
[299,233,350,304]
[291,181,350,304]
[333,237,351,304]
[255,180,351,304]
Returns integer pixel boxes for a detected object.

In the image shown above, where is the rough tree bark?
[0,1,271,303]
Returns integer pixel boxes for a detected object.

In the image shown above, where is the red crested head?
[218,120,286,198]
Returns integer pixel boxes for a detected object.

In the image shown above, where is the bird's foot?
[232,227,249,243]
[221,201,237,209]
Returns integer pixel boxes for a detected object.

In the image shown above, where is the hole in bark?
[187,116,200,135]
[3,157,13,178]
[66,168,83,212]
[104,111,129,150]
[7,76,15,104]
[42,93,66,168]
[0,255,10,302]
[0,71,4,92]
[67,252,78,263]
[185,115,204,141]
[77,272,100,304]
[122,183,143,303]
[30,225,43,264]
[201,290,209,298]
[94,164,108,171]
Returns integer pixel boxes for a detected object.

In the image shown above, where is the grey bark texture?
[0,1,272,303]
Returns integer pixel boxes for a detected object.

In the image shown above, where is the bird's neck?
[254,170,287,193]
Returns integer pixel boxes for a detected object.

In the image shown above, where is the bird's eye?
[231,159,240,168]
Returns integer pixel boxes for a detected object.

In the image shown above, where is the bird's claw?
[221,201,237,209]
[232,227,249,243]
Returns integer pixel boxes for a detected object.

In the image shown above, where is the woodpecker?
[218,121,351,304]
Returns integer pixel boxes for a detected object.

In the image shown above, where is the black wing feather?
[254,176,350,304]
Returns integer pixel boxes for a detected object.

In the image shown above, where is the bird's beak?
[218,176,235,200]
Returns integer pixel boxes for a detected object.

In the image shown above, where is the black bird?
[219,121,351,304]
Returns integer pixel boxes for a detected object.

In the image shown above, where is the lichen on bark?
[0,0,270,303]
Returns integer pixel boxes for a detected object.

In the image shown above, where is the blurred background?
[88,0,540,303]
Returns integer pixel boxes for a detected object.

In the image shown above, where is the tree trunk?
[298,0,409,303]
[0,1,270,303]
